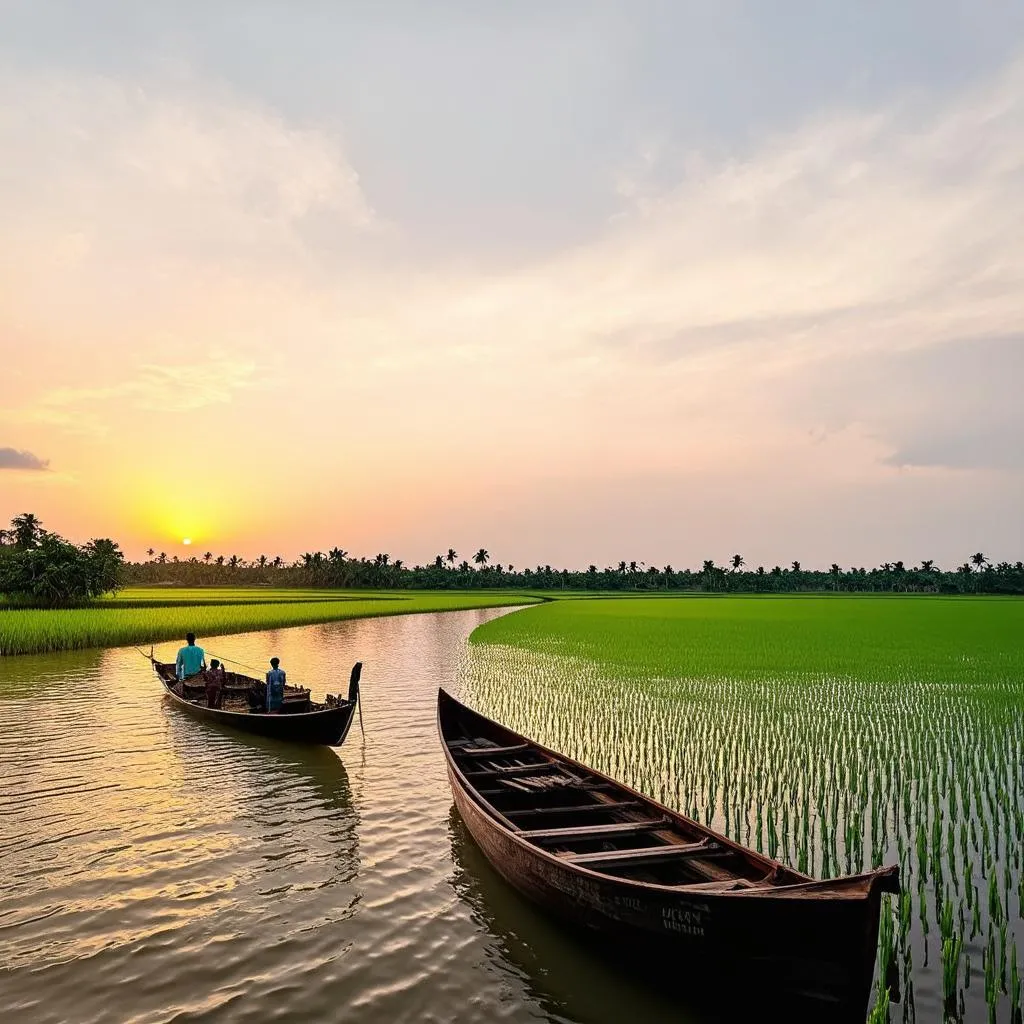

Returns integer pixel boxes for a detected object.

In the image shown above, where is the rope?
[205,652,268,676]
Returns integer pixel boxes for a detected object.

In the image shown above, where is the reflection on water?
[2,605,865,1024]
[3,607,577,1024]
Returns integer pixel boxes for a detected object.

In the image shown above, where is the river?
[1,608,696,1024]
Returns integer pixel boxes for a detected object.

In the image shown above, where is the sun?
[182,538,192,546]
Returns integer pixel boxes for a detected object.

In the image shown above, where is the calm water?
[1,609,702,1024]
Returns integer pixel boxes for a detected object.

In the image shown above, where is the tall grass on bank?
[466,595,1024,1023]
[0,591,537,656]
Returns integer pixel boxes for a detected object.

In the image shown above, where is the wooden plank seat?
[463,761,562,778]
[519,817,671,842]
[674,878,759,892]
[455,743,532,758]
[504,800,643,819]
[562,840,726,869]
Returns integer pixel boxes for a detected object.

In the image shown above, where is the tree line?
[124,542,1024,595]
[0,513,124,606]
[4,513,1022,602]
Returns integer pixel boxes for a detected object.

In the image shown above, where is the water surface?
[1,609,698,1024]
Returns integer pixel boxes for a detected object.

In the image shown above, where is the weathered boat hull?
[153,661,358,747]
[439,689,898,1021]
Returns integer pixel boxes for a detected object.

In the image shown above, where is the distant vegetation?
[0,513,124,606]
[126,543,1024,594]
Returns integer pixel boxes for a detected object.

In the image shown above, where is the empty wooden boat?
[438,688,900,1020]
[151,655,361,747]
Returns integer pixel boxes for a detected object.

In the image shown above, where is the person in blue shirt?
[265,657,286,713]
[176,633,206,682]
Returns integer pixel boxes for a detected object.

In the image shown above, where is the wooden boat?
[438,689,900,1020]
[151,655,361,747]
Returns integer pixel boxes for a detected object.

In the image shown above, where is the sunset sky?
[2,2,1023,569]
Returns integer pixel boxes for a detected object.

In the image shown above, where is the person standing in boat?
[265,657,286,713]
[175,633,206,686]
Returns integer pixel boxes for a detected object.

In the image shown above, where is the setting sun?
[182,538,191,546]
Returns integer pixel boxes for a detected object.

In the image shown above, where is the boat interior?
[155,661,324,714]
[448,732,804,891]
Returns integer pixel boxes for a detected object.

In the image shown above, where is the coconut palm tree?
[434,554,444,569]
[919,560,935,572]
[473,548,489,568]
[11,512,44,549]
[216,555,225,566]
[970,552,988,570]
[446,548,458,566]
[157,552,167,564]
[258,554,268,569]
[203,551,212,563]
[146,547,155,559]
[228,555,240,569]
[272,556,283,569]
[329,547,348,562]
[731,554,744,571]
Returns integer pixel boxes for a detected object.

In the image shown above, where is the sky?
[1,1,1023,570]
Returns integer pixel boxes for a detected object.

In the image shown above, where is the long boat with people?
[147,634,361,746]
[438,688,900,1021]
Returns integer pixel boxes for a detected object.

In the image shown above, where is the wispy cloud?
[0,447,49,471]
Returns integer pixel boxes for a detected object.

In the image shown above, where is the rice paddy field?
[0,588,539,656]
[463,596,1024,1022]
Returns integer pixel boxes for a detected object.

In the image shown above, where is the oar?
[349,662,364,737]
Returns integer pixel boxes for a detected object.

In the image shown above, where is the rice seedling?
[465,594,1024,1021]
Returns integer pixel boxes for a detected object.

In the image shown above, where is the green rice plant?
[867,984,889,1024]
[0,590,538,655]
[942,931,963,1009]
[465,594,1024,1024]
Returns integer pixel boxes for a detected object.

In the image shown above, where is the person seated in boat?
[204,659,226,709]
[175,633,206,689]
[265,657,286,714]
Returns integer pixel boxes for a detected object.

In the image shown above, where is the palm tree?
[790,561,801,573]
[146,547,155,559]
[618,561,627,574]
[157,551,167,564]
[215,555,225,566]
[11,512,44,549]
[731,554,744,571]
[434,555,444,569]
[258,554,268,569]
[228,555,240,569]
[473,548,490,568]
[272,556,283,569]
[329,547,348,562]
[446,548,458,566]
[919,560,935,572]
[970,552,988,571]
[203,551,212,563]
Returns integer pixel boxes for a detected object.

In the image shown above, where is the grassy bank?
[0,589,539,656]
[466,595,1024,1021]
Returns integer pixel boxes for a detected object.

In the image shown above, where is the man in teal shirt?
[176,633,206,681]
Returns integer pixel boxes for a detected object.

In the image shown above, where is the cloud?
[0,447,50,471]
